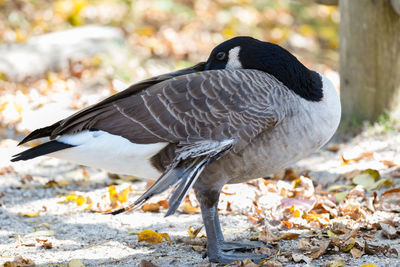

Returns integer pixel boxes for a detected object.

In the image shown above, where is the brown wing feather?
[18,62,206,145]
[71,69,289,152]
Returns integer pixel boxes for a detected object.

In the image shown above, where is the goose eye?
[215,52,226,61]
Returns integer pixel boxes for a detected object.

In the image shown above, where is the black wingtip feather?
[11,141,74,162]
[18,124,60,146]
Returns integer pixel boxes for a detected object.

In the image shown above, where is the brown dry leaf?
[18,210,41,217]
[390,167,400,177]
[41,241,53,249]
[141,203,160,213]
[380,223,399,239]
[138,259,159,267]
[292,253,312,264]
[157,200,169,209]
[327,144,341,152]
[43,179,70,188]
[306,240,330,259]
[259,230,279,242]
[277,232,300,241]
[68,259,85,267]
[4,255,35,267]
[188,225,203,239]
[145,179,156,189]
[350,247,363,258]
[259,259,282,267]
[379,187,400,212]
[381,160,397,167]
[0,165,16,175]
[138,230,170,244]
[364,241,398,257]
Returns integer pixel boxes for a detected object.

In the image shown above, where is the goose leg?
[196,189,268,263]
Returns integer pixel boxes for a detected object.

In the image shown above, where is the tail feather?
[11,141,74,162]
[133,139,235,216]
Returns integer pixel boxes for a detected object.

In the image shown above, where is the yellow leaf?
[76,195,85,206]
[18,210,41,217]
[118,186,131,203]
[138,230,169,245]
[360,265,377,267]
[342,237,355,252]
[182,204,199,214]
[293,209,301,218]
[327,230,338,237]
[65,194,77,201]
[330,260,344,267]
[188,225,203,239]
[68,259,85,267]
[109,185,118,207]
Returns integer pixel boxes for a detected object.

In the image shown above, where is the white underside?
[49,130,168,179]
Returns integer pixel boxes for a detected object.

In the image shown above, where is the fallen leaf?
[188,225,203,239]
[329,260,344,267]
[281,221,293,228]
[141,203,160,212]
[41,241,53,249]
[138,230,170,244]
[109,186,119,208]
[259,259,282,267]
[334,191,349,203]
[292,253,312,264]
[18,210,41,217]
[4,256,35,267]
[380,223,399,239]
[277,232,300,240]
[157,200,169,209]
[0,166,16,175]
[182,204,199,214]
[145,179,156,189]
[306,240,330,259]
[43,179,70,188]
[381,160,397,167]
[68,259,85,267]
[327,144,341,152]
[379,187,400,212]
[117,186,132,203]
[138,259,159,267]
[360,265,377,267]
[350,247,363,258]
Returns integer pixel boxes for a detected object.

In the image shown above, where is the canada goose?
[12,36,341,263]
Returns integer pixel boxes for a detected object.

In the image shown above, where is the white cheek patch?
[226,46,242,69]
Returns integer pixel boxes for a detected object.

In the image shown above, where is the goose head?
[205,36,323,101]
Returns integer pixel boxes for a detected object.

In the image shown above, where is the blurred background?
[0,0,339,141]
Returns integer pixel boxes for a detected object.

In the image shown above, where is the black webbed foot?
[221,240,268,252]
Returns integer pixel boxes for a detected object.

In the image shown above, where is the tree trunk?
[339,0,400,128]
